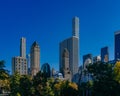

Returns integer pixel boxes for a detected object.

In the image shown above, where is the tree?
[0,60,10,93]
[114,61,120,83]
[19,75,34,96]
[54,80,78,96]
[86,62,120,96]
[10,72,21,96]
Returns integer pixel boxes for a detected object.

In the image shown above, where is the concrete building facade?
[12,56,27,75]
[30,41,40,76]
[12,37,27,75]
[62,48,71,81]
[20,37,26,58]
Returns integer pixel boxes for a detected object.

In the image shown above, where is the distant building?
[115,31,120,60]
[20,37,26,58]
[61,48,71,81]
[60,16,79,80]
[12,56,27,75]
[30,41,40,76]
[12,37,27,75]
[27,54,31,75]
[93,55,101,63]
[83,54,92,70]
[41,63,51,78]
[101,46,109,62]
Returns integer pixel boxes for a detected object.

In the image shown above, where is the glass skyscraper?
[59,16,79,80]
[115,31,120,60]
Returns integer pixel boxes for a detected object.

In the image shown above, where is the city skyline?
[0,0,120,73]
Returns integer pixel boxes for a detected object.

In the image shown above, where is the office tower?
[60,17,79,80]
[12,56,27,75]
[101,46,109,62]
[61,48,71,81]
[93,55,101,63]
[30,41,40,76]
[115,31,120,60]
[12,37,27,75]
[83,54,92,70]
[41,63,51,78]
[20,37,26,58]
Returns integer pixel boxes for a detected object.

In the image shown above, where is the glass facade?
[41,63,51,78]
[115,32,120,60]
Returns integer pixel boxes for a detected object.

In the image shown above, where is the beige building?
[62,48,71,81]
[12,56,27,75]
[12,37,27,75]
[30,41,40,76]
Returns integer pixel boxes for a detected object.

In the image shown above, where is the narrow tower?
[30,41,40,76]
[20,37,26,58]
[72,16,79,38]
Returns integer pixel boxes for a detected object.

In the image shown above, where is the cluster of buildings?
[12,16,120,83]
[12,39,40,77]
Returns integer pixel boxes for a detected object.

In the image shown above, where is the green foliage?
[10,72,21,96]
[19,75,34,96]
[54,80,79,96]
[0,60,10,93]
[86,62,120,96]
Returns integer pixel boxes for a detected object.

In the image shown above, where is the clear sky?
[0,0,120,73]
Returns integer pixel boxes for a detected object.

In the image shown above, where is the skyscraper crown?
[72,16,79,38]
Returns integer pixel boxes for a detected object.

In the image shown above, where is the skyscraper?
[30,41,40,76]
[60,16,79,80]
[101,46,109,62]
[12,37,27,75]
[20,37,26,58]
[72,16,79,38]
[115,31,120,60]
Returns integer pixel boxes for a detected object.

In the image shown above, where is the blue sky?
[0,0,120,73]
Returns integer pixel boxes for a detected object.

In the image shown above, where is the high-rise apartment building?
[60,16,79,80]
[12,37,27,75]
[20,37,26,58]
[83,54,92,70]
[30,41,40,76]
[115,31,120,60]
[101,46,109,62]
[12,56,27,75]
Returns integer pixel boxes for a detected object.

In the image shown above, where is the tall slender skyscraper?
[20,37,26,58]
[115,31,120,60]
[30,41,40,76]
[60,16,79,81]
[72,16,79,38]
